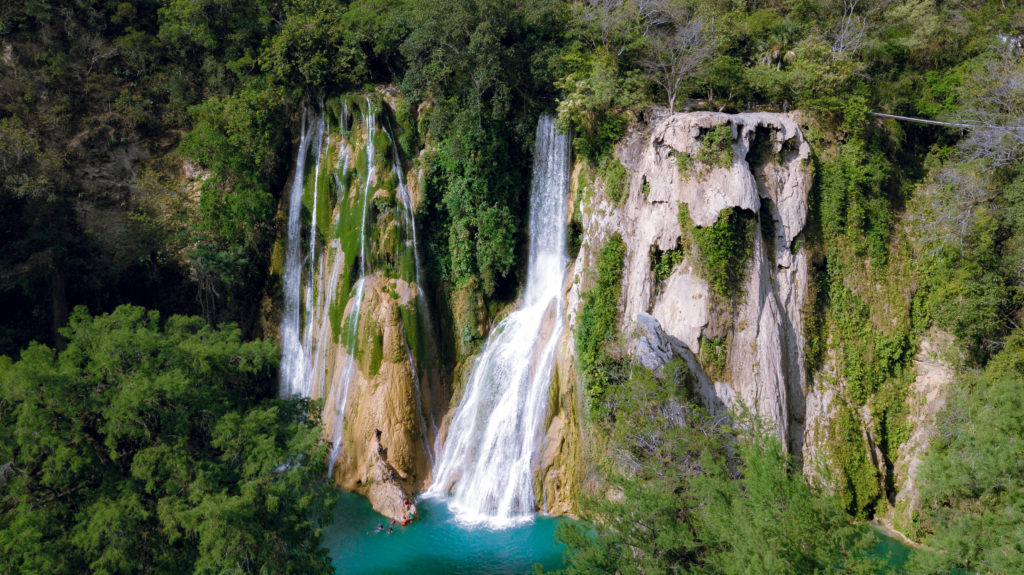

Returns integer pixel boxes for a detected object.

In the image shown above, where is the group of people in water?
[372,498,417,535]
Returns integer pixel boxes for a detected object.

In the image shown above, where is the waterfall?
[427,115,571,527]
[325,98,376,474]
[279,96,438,482]
[280,109,323,398]
[310,104,349,401]
[384,123,438,465]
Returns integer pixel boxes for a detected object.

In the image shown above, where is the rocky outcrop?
[326,275,434,518]
[284,99,445,520]
[569,109,813,455]
[536,332,584,517]
[888,329,955,532]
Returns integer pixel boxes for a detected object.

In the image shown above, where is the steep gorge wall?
[542,109,953,528]
[268,96,445,520]
[560,110,813,451]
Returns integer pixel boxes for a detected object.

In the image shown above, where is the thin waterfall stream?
[278,98,436,479]
[427,114,571,527]
[280,110,323,398]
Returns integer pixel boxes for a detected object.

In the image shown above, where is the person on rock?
[375,428,382,441]
[376,444,384,456]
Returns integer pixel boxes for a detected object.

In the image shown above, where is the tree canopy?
[0,305,335,574]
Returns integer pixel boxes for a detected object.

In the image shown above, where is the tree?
[908,330,1024,574]
[695,429,880,575]
[957,50,1024,168]
[553,363,879,573]
[639,7,713,112]
[0,305,335,574]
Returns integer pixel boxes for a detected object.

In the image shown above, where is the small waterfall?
[326,98,377,475]
[384,124,437,465]
[281,110,323,398]
[280,96,437,482]
[427,115,570,527]
[301,110,326,393]
[310,104,350,400]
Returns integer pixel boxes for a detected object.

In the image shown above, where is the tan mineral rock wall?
[564,109,815,457]
[290,101,444,521]
[326,276,432,512]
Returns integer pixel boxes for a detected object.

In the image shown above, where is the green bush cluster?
[699,336,729,379]
[576,233,627,412]
[558,363,880,574]
[911,330,1024,571]
[688,207,757,300]
[830,404,883,518]
[671,149,695,180]
[597,154,628,205]
[650,243,686,283]
[695,124,735,169]
[0,306,335,573]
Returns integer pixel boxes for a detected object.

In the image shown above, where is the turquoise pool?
[323,492,568,574]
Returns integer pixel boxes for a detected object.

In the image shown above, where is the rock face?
[888,329,954,531]
[325,276,434,516]
[279,98,444,520]
[563,109,813,455]
[536,332,584,517]
[535,110,813,514]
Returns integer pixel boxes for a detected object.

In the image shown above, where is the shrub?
[577,233,627,411]
[597,154,628,204]
[695,124,734,169]
[690,207,757,299]
[672,149,694,180]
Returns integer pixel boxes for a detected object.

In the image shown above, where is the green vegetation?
[649,242,686,283]
[2,0,1024,569]
[0,306,334,573]
[576,234,627,412]
[907,331,1024,573]
[596,154,629,204]
[699,335,729,379]
[687,207,757,300]
[553,363,879,574]
[695,124,735,169]
[671,149,695,180]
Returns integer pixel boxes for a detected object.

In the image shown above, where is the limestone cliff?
[275,95,444,520]
[545,108,954,535]
[560,109,813,454]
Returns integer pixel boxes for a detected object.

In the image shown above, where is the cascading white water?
[327,98,376,473]
[281,110,323,398]
[301,111,326,391]
[280,98,437,480]
[309,104,349,401]
[427,115,570,527]
[384,124,438,464]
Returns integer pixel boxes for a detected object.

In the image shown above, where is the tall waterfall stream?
[427,115,571,527]
[279,105,571,573]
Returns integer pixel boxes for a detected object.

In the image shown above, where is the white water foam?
[426,115,571,528]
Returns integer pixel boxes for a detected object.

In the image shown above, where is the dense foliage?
[0,306,335,574]
[551,363,881,574]
[905,330,1024,574]
[3,0,1024,571]
[576,233,627,412]
[687,206,757,300]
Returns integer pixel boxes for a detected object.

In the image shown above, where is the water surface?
[324,492,567,574]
